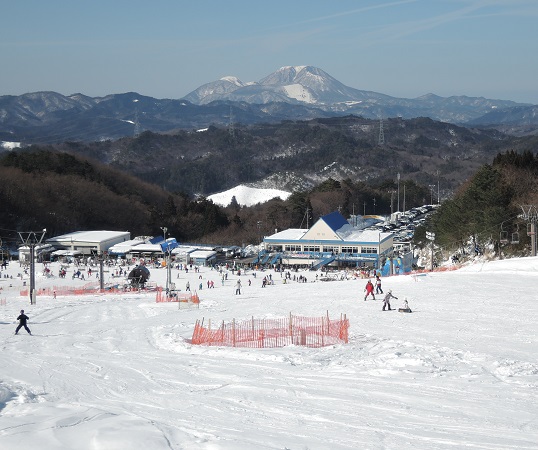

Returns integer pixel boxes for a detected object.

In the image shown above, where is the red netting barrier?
[155,288,200,305]
[192,313,349,348]
[20,282,158,297]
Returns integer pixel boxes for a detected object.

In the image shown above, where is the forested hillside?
[20,116,537,199]
[416,150,538,258]
[0,150,430,246]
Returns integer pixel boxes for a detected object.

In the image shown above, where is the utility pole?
[18,229,47,305]
[429,185,436,205]
[426,231,435,271]
[160,227,170,293]
[378,117,384,146]
[397,173,400,213]
[99,252,105,290]
[519,205,538,257]
[436,170,440,204]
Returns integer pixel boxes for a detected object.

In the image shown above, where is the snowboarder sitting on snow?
[399,298,412,313]
[364,279,375,301]
[382,290,398,311]
[15,310,31,335]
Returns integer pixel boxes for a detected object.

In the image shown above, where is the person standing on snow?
[15,310,31,335]
[383,290,398,311]
[235,279,242,295]
[364,279,375,301]
[375,275,383,294]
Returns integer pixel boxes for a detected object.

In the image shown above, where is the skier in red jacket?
[364,279,375,301]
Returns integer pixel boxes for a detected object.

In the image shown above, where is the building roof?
[321,211,349,232]
[264,228,308,242]
[190,250,217,259]
[48,230,129,244]
[263,211,393,246]
[108,238,147,254]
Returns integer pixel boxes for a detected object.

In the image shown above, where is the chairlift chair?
[511,232,519,245]
[527,223,535,236]
[499,230,508,244]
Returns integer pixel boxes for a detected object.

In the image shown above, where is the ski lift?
[499,230,508,244]
[527,223,535,236]
[511,231,519,245]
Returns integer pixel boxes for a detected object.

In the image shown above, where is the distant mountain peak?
[219,76,245,87]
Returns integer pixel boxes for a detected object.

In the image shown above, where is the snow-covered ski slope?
[0,257,537,449]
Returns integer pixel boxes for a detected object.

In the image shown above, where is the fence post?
[232,318,236,347]
[289,312,293,338]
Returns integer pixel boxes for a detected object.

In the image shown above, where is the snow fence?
[20,281,158,297]
[155,288,200,306]
[192,313,349,348]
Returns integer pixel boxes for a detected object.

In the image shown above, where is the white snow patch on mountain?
[283,84,316,103]
[208,184,291,207]
[220,76,245,87]
[1,141,21,150]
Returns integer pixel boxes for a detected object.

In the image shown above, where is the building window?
[303,245,320,252]
[341,246,359,254]
[284,245,302,252]
[323,246,339,254]
[362,247,378,254]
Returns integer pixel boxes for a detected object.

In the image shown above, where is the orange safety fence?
[155,288,200,304]
[20,282,158,297]
[192,313,349,348]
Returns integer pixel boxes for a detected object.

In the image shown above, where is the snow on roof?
[265,223,392,245]
[264,228,308,241]
[337,227,392,244]
[127,243,164,253]
[49,230,129,243]
[189,250,217,259]
[171,246,198,255]
[108,238,147,254]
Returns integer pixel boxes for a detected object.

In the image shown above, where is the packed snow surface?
[1,256,538,449]
[207,184,291,207]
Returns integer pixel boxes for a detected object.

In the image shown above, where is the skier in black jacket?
[15,310,31,335]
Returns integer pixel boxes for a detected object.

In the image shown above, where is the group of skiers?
[364,277,411,312]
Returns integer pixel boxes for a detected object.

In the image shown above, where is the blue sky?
[1,0,537,103]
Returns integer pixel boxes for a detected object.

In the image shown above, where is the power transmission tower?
[518,205,538,256]
[228,106,235,139]
[378,117,385,146]
[18,229,47,305]
[134,107,141,137]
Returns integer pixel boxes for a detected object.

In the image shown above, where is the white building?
[262,211,394,270]
[46,231,131,256]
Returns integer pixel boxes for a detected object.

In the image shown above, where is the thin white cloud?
[351,0,538,46]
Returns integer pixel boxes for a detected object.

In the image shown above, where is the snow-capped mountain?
[183,65,390,107]
[1,66,536,145]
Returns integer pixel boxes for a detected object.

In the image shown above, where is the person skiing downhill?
[15,310,31,335]
[383,290,398,311]
[364,279,375,301]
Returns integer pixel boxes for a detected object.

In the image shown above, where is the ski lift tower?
[518,205,538,256]
[18,229,47,305]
